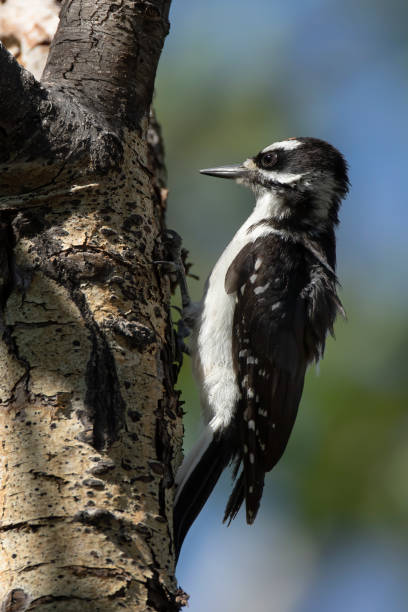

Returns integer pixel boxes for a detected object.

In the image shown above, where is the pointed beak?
[199,164,248,179]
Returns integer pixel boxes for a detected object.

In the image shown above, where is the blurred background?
[155,0,408,610]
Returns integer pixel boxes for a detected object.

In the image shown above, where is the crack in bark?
[0,516,66,533]
[59,564,131,579]
[29,595,93,607]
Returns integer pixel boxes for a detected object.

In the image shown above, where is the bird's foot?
[155,229,192,310]
[155,230,198,370]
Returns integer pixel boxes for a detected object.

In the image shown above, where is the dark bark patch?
[88,458,116,476]
[64,252,114,282]
[146,570,182,612]
[123,213,143,230]
[0,218,14,310]
[128,409,141,423]
[73,509,115,526]
[82,478,106,490]
[111,319,155,350]
[1,588,30,612]
[84,321,126,450]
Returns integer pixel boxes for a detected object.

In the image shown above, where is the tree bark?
[0,1,183,610]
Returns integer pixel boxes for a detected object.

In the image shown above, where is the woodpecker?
[173,137,349,560]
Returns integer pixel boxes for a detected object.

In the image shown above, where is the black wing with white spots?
[223,234,342,524]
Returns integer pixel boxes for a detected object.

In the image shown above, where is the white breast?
[193,192,281,432]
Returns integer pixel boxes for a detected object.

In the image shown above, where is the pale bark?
[0,1,183,610]
[0,0,60,79]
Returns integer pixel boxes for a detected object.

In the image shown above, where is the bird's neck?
[247,191,337,269]
[252,191,283,222]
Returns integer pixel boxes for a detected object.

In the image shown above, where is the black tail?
[223,471,245,524]
[173,432,231,563]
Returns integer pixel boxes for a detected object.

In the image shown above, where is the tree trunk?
[0,1,184,610]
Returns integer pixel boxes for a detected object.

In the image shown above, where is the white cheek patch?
[259,168,306,185]
[262,139,302,153]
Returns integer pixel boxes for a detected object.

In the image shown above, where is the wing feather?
[224,235,311,523]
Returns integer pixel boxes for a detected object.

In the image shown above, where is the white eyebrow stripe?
[262,140,302,152]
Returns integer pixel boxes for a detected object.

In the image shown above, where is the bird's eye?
[260,152,278,169]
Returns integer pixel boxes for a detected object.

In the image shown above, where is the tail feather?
[223,471,245,525]
[173,427,231,562]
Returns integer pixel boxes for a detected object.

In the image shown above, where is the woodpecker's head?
[200,137,349,227]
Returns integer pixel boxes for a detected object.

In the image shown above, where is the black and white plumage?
[173,137,349,560]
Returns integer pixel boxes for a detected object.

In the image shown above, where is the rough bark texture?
[0,1,183,610]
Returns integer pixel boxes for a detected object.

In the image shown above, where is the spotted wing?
[224,235,309,524]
